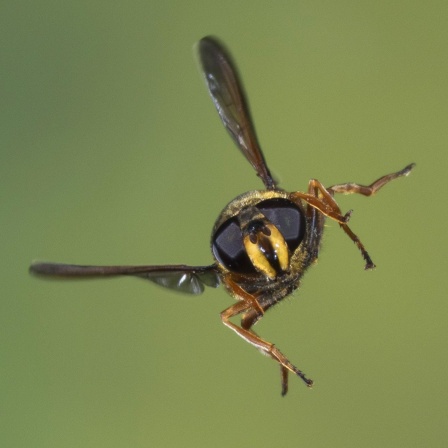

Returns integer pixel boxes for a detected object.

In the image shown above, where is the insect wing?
[197,36,276,190]
[29,262,220,295]
[139,269,220,294]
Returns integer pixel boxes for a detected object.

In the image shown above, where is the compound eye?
[257,198,305,251]
[212,217,256,273]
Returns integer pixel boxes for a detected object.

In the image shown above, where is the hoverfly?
[30,36,415,395]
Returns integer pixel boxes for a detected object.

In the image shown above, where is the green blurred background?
[2,1,447,447]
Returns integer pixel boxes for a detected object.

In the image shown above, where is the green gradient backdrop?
[2,1,447,447]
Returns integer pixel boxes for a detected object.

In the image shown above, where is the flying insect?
[30,36,415,395]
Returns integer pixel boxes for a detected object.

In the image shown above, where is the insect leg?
[241,301,290,396]
[291,180,374,269]
[327,163,415,196]
[221,279,313,393]
[280,365,289,397]
[290,189,349,224]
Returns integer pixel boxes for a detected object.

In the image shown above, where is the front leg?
[293,163,415,269]
[291,179,375,269]
[328,163,415,196]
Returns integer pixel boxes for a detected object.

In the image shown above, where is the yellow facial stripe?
[243,223,289,279]
[266,223,289,271]
[244,235,277,279]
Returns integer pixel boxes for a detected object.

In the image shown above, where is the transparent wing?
[29,262,220,295]
[197,36,277,190]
